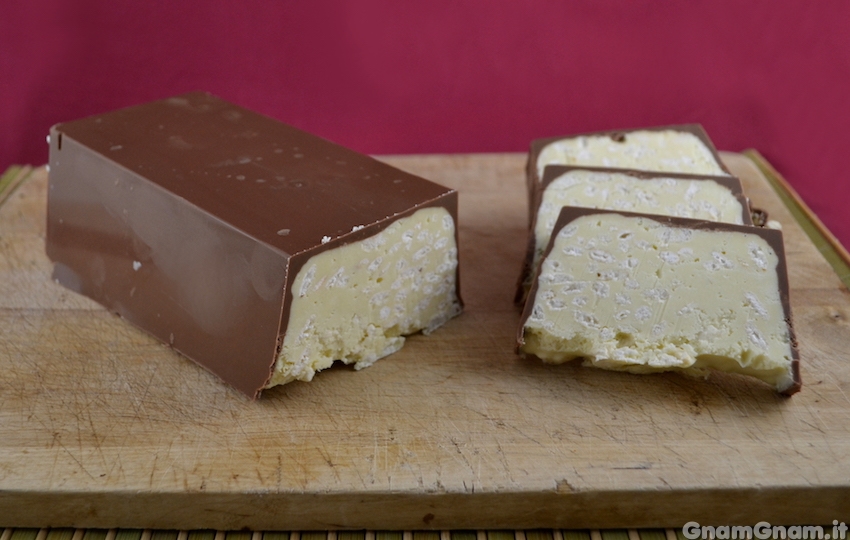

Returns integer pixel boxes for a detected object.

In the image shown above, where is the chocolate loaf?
[46,92,462,398]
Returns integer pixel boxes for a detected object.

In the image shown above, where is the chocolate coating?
[517,206,801,396]
[514,164,752,305]
[525,124,732,228]
[46,92,460,398]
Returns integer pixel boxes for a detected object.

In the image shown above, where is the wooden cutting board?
[1,153,848,530]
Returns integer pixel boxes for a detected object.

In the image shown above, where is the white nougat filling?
[532,170,747,273]
[521,213,796,392]
[267,207,461,387]
[536,130,730,179]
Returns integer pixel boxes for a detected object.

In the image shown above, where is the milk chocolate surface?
[46,92,460,398]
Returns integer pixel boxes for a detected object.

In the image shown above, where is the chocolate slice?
[525,124,732,228]
[517,206,800,395]
[515,165,752,304]
[46,92,462,398]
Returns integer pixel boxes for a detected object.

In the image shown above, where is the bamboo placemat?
[3,528,845,540]
[0,529,682,540]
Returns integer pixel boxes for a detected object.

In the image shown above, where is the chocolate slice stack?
[516,125,800,394]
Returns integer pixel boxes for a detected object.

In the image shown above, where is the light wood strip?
[635,530,666,540]
[744,149,850,286]
[45,530,76,540]
[83,530,109,540]
[9,532,38,540]
[0,165,32,208]
[524,531,552,540]
[263,534,291,540]
[560,531,590,540]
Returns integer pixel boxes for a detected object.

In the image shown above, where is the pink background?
[3,1,849,251]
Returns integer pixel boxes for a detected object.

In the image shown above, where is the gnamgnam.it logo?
[682,521,848,540]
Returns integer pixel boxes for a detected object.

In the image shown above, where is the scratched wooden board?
[0,154,848,530]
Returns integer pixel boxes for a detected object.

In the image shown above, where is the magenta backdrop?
[3,1,849,250]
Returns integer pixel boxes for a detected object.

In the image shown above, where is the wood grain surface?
[0,154,848,529]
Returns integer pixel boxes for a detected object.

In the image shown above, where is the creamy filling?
[521,213,795,392]
[536,130,730,179]
[267,207,461,387]
[532,170,747,272]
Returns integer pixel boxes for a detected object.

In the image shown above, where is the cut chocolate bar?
[517,207,800,395]
[529,124,732,185]
[516,165,752,303]
[46,92,462,398]
[525,125,732,229]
